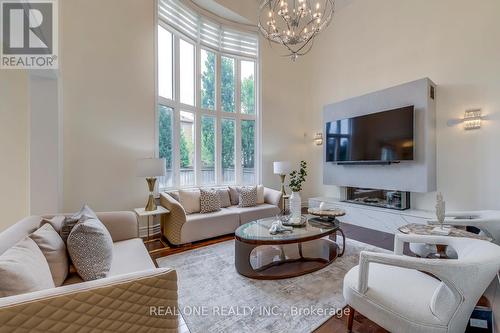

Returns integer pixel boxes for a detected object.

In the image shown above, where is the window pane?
[201,116,215,185]
[241,119,255,184]
[158,26,173,100]
[221,57,235,113]
[180,111,195,186]
[179,39,195,106]
[240,60,255,114]
[158,105,173,187]
[222,118,235,183]
[200,49,215,110]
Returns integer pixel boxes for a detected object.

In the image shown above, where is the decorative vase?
[289,191,302,221]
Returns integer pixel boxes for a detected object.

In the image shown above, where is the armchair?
[410,210,500,257]
[343,233,500,333]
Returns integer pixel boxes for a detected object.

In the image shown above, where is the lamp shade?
[273,161,291,175]
[137,158,166,177]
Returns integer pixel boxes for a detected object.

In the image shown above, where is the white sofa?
[0,212,178,332]
[160,187,282,245]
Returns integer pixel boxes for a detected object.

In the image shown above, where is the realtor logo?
[1,0,58,69]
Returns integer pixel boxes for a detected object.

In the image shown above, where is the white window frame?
[156,17,260,190]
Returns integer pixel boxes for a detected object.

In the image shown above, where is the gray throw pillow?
[67,218,113,281]
[29,223,69,286]
[60,204,98,242]
[228,186,240,206]
[217,188,231,208]
[0,237,55,297]
[238,186,258,208]
[200,189,222,214]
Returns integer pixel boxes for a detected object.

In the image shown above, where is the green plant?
[289,160,307,192]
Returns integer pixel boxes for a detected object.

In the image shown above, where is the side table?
[134,206,170,253]
[398,223,492,259]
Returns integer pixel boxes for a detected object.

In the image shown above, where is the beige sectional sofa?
[160,187,282,245]
[0,212,178,332]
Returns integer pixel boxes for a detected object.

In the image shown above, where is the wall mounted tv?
[325,106,415,164]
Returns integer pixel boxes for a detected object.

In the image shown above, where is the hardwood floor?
[147,215,393,333]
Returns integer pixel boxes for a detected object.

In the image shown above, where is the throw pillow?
[217,188,231,208]
[179,189,201,214]
[67,218,113,281]
[60,204,98,242]
[228,186,240,206]
[0,237,55,297]
[29,223,69,286]
[256,185,265,204]
[238,186,258,208]
[200,189,222,214]
[40,215,66,233]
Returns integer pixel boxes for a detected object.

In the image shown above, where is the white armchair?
[410,210,500,257]
[343,233,500,333]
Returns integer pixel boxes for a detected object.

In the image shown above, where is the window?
[157,0,259,189]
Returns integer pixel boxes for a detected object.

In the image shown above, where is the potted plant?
[288,160,307,220]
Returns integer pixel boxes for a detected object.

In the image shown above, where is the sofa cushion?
[108,239,155,277]
[238,186,257,208]
[217,188,231,208]
[181,209,240,244]
[60,204,98,242]
[67,218,113,281]
[343,263,446,327]
[228,186,240,205]
[200,188,221,214]
[29,223,69,286]
[179,189,201,214]
[166,190,180,202]
[226,204,281,225]
[256,185,265,204]
[0,237,55,297]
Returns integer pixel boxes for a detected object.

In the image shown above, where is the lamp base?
[145,194,157,211]
[279,174,287,212]
[145,177,157,211]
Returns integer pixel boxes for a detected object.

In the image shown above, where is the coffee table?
[235,216,345,280]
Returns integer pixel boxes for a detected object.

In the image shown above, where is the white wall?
[0,71,30,231]
[29,74,61,215]
[302,0,500,211]
[60,0,156,213]
[59,0,309,216]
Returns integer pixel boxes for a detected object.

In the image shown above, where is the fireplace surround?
[342,187,410,210]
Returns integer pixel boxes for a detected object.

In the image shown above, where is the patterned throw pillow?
[67,218,113,281]
[238,186,258,208]
[60,204,98,242]
[200,189,222,214]
[217,188,231,208]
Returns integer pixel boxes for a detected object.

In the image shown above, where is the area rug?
[156,238,388,333]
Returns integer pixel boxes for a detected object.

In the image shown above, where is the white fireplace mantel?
[309,197,433,234]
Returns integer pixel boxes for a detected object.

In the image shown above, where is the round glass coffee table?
[235,216,345,280]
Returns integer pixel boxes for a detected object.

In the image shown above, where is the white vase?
[289,191,302,221]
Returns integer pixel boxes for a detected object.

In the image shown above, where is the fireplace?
[343,187,410,210]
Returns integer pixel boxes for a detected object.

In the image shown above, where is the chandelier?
[258,0,335,61]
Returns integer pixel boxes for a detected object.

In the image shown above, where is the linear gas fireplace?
[343,187,410,210]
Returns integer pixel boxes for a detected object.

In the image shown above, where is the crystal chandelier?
[258,0,335,61]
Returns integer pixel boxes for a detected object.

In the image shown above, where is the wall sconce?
[313,132,323,145]
[464,109,482,130]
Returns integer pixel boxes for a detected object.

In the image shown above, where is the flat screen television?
[326,106,414,163]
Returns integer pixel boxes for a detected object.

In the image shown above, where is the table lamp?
[137,158,166,211]
[273,161,291,210]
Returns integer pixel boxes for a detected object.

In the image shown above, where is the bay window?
[157,0,259,189]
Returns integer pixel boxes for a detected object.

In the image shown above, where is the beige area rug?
[157,238,388,333]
